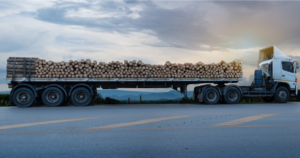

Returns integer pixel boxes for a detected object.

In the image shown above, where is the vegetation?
[179,97,198,104]
[0,94,9,106]
[140,100,180,104]
[94,94,125,104]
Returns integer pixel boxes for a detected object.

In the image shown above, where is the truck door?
[281,61,295,89]
[272,59,282,80]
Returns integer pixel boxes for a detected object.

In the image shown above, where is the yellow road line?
[89,115,193,129]
[0,117,98,130]
[1,124,300,135]
[212,114,278,126]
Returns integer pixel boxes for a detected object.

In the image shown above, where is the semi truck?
[6,45,299,107]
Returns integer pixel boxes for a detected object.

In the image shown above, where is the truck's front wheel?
[71,87,92,106]
[274,86,290,103]
[12,88,35,108]
[203,88,219,104]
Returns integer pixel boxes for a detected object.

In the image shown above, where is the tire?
[262,97,274,103]
[42,87,64,107]
[223,87,241,104]
[274,86,290,103]
[71,87,92,106]
[12,88,35,108]
[203,87,220,104]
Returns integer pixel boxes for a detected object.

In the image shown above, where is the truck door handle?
[282,75,285,77]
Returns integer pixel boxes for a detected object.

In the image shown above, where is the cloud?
[34,1,300,52]
[0,0,55,17]
[35,1,216,50]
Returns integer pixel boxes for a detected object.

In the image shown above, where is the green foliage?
[240,98,264,103]
[94,93,105,104]
[105,97,120,104]
[179,97,197,104]
[140,100,180,104]
[94,94,121,104]
[0,94,10,106]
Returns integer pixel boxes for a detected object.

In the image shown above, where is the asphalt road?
[1,102,300,158]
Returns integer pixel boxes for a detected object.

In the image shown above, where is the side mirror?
[293,61,299,73]
[294,61,299,69]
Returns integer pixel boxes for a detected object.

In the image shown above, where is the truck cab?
[258,46,298,97]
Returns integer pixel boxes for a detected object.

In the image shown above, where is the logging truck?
[6,46,299,107]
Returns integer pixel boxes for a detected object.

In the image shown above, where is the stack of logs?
[6,57,242,78]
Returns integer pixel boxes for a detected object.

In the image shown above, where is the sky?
[0,0,300,92]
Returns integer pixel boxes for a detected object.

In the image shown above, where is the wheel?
[71,87,92,106]
[203,87,220,104]
[12,88,35,108]
[42,87,64,107]
[274,86,290,103]
[262,97,274,103]
[223,87,241,104]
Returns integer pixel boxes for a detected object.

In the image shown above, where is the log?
[7,58,39,62]
[7,62,37,65]
[6,57,242,79]
[6,65,36,69]
[7,74,36,78]
[7,69,36,74]
[8,57,39,60]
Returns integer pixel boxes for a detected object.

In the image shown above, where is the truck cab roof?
[258,45,291,65]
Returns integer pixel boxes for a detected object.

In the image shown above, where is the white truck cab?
[259,46,298,95]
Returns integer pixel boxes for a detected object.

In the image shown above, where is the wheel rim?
[206,90,217,102]
[46,91,60,103]
[228,90,238,102]
[278,90,287,100]
[75,91,88,103]
[16,92,30,104]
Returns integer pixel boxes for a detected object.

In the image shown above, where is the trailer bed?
[7,77,242,83]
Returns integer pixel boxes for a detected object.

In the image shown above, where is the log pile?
[6,57,242,78]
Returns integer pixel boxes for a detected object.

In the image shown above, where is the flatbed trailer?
[7,77,242,107]
[6,46,299,107]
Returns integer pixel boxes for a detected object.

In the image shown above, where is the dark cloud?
[32,1,300,51]
[35,1,216,50]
